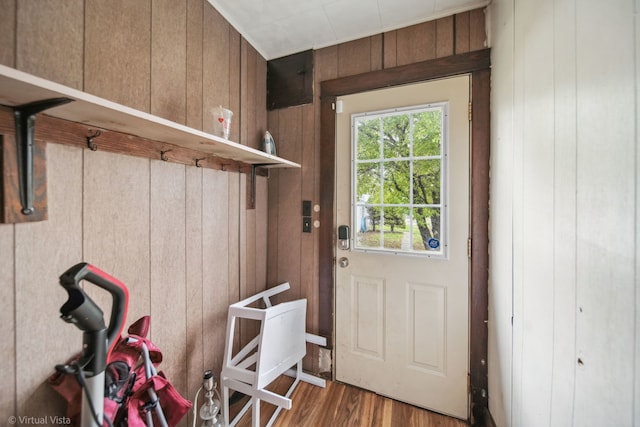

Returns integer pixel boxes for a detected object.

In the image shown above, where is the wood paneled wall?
[0,1,268,425]
[0,0,267,148]
[266,9,487,373]
[488,0,640,425]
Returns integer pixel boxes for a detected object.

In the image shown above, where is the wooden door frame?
[318,48,491,425]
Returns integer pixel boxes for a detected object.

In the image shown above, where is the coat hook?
[160,149,172,161]
[195,157,206,168]
[86,129,101,151]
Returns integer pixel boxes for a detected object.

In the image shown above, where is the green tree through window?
[353,104,446,255]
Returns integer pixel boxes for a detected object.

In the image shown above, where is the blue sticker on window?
[428,238,440,249]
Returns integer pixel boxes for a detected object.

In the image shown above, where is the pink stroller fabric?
[49,316,191,426]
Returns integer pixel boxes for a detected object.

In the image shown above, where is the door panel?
[350,275,385,359]
[335,76,470,419]
[410,282,446,372]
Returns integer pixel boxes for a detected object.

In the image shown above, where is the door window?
[352,103,448,257]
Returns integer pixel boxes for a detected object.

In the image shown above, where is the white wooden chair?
[221,283,326,427]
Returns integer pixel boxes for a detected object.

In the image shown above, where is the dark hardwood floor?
[228,377,469,426]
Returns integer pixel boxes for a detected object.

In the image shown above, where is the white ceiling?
[207,0,490,60]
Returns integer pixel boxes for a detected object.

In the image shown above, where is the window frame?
[350,102,450,258]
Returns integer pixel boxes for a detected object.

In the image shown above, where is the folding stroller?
[49,263,191,427]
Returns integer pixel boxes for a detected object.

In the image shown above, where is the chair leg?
[252,397,260,427]
[223,384,230,426]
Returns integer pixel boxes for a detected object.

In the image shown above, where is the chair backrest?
[255,299,307,389]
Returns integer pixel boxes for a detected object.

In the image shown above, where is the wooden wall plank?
[16,0,83,89]
[202,5,230,135]
[229,28,241,143]
[14,144,82,417]
[454,12,470,54]
[469,8,486,51]
[267,109,280,287]
[228,171,241,304]
[239,36,249,147]
[573,0,636,424]
[300,104,315,222]
[0,0,15,67]
[255,53,268,150]
[518,1,554,423]
[84,0,151,111]
[549,0,577,423]
[275,107,303,300]
[300,103,317,371]
[245,42,260,148]
[185,166,204,427]
[338,37,372,77]
[370,34,383,71]
[509,0,526,422]
[202,168,230,374]
[397,21,436,66]
[151,0,187,124]
[237,174,268,349]
[314,45,338,193]
[252,174,268,349]
[186,0,204,131]
[240,171,252,348]
[637,5,640,419]
[275,169,302,296]
[0,222,15,418]
[486,1,513,425]
[150,160,187,397]
[82,150,151,322]
[383,30,397,69]
[315,46,339,84]
[636,37,640,424]
[436,16,454,58]
[255,175,268,290]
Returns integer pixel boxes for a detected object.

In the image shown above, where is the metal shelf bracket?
[249,164,269,209]
[12,97,73,215]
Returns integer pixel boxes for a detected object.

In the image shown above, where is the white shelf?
[0,65,299,169]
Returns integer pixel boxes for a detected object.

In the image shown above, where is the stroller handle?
[59,262,129,361]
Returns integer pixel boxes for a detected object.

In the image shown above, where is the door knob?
[338,257,349,268]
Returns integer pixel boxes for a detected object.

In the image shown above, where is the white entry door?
[335,75,470,419]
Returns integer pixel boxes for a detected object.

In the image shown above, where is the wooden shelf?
[0,64,300,169]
